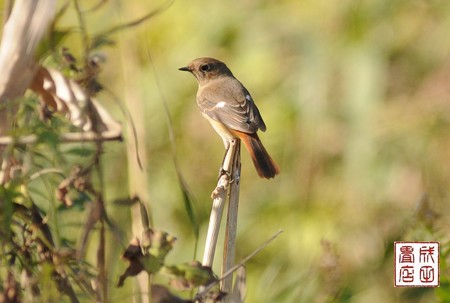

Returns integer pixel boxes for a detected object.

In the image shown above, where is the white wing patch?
[245,94,252,101]
[215,101,226,108]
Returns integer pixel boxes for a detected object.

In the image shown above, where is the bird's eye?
[200,64,210,72]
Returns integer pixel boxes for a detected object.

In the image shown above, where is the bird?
[179,57,279,179]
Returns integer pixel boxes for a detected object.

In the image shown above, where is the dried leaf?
[117,236,168,287]
[55,165,89,207]
[30,66,91,130]
[117,238,144,287]
[27,65,123,143]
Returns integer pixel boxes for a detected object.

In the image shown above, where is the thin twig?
[0,130,122,146]
[28,168,65,181]
[73,0,90,65]
[95,0,174,38]
[98,216,107,302]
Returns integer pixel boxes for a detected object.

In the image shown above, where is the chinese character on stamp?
[394,242,439,287]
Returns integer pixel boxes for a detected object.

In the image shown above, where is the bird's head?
[179,57,233,84]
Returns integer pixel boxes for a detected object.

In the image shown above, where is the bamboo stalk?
[202,140,239,267]
[199,139,242,303]
[221,141,241,297]
[202,178,227,267]
[118,27,151,303]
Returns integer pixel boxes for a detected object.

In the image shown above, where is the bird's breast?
[202,113,236,142]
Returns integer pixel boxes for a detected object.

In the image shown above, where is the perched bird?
[179,57,279,179]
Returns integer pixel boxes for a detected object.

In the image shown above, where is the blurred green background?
[38,0,450,302]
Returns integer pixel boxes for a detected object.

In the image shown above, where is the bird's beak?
[178,66,191,72]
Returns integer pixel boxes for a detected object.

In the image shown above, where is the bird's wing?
[197,79,266,134]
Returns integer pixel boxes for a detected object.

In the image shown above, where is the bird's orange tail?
[233,131,280,179]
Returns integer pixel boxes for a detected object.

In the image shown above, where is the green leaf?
[162,261,216,290]
[64,147,95,157]
[0,186,19,239]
